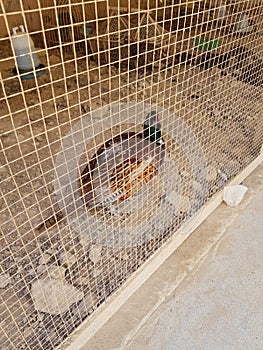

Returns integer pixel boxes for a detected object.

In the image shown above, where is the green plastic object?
[12,63,46,80]
[193,37,221,51]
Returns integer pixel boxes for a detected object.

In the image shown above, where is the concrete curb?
[78,162,263,350]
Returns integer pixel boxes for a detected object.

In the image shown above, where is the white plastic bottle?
[11,25,39,71]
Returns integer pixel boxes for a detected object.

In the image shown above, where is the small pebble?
[207,164,218,182]
[61,251,77,268]
[89,245,102,264]
[35,135,44,142]
[31,278,83,315]
[36,265,47,275]
[0,273,11,288]
[39,253,51,265]
[17,134,26,142]
[193,180,203,193]
[23,326,34,338]
[48,265,67,280]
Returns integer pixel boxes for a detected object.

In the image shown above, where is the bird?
[80,110,165,211]
[143,110,165,146]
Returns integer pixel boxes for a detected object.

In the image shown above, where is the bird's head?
[143,111,161,129]
[143,111,164,146]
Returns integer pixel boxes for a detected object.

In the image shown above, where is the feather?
[81,113,165,210]
[143,111,164,146]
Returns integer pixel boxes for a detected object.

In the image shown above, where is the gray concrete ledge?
[82,163,263,350]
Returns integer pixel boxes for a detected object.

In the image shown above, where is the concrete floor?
[82,163,263,350]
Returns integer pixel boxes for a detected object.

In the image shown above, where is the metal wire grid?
[0,0,263,349]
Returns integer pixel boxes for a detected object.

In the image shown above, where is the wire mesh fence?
[0,0,262,349]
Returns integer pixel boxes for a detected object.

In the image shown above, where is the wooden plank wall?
[0,0,41,37]
[1,0,201,38]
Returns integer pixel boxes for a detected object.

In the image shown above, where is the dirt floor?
[0,11,263,349]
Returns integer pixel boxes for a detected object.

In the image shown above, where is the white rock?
[35,134,44,142]
[61,251,77,268]
[75,293,95,316]
[121,252,129,260]
[17,133,25,142]
[207,165,218,182]
[28,269,36,277]
[167,191,190,212]
[37,265,47,275]
[223,185,248,207]
[38,253,50,265]
[45,248,54,255]
[89,245,102,264]
[180,170,191,178]
[93,268,102,277]
[216,4,226,21]
[234,13,251,34]
[79,235,90,249]
[193,180,203,193]
[218,169,228,182]
[0,273,10,288]
[48,265,67,280]
[33,181,43,189]
[23,326,33,338]
[179,195,191,212]
[167,191,179,206]
[37,312,45,322]
[31,278,84,315]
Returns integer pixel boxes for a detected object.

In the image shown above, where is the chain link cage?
[0,0,263,349]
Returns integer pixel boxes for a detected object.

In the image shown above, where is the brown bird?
[80,110,165,210]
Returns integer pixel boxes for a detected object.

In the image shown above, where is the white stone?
[234,13,251,34]
[93,268,102,277]
[207,165,218,182]
[23,326,33,338]
[79,235,91,250]
[0,273,10,288]
[31,278,84,315]
[89,245,102,264]
[48,266,67,280]
[36,265,47,275]
[218,169,228,182]
[45,248,54,255]
[61,251,77,268]
[77,293,95,314]
[35,134,44,142]
[17,133,25,142]
[33,181,43,189]
[38,253,50,265]
[167,191,190,212]
[223,185,248,207]
[193,181,203,193]
[179,195,191,213]
[121,252,129,260]
[180,170,191,178]
[37,312,45,322]
[28,269,36,277]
